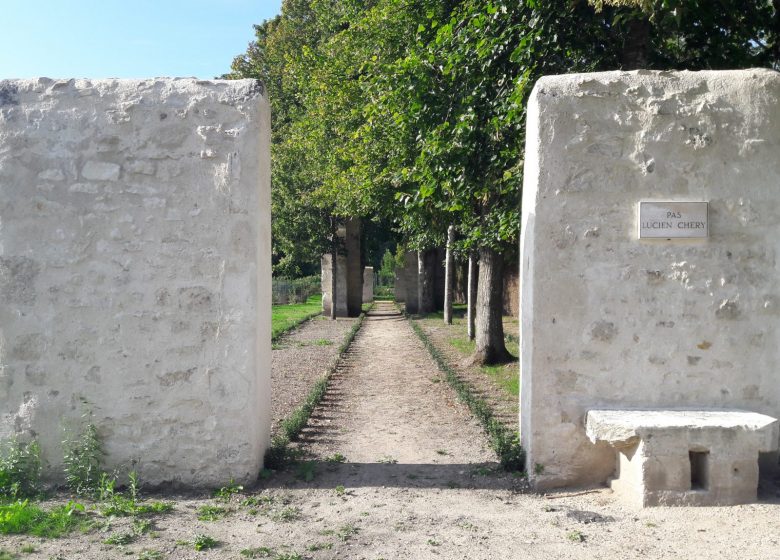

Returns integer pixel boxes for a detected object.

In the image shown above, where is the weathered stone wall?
[520,69,780,489]
[362,266,374,303]
[321,252,348,317]
[0,78,271,487]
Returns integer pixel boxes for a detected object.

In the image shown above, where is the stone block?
[586,409,779,506]
[0,78,271,487]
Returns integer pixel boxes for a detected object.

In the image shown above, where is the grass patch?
[192,534,219,551]
[272,294,323,341]
[408,314,525,472]
[447,333,518,397]
[0,500,90,538]
[265,307,372,469]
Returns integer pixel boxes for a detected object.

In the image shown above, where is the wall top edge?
[532,67,780,97]
[0,77,266,102]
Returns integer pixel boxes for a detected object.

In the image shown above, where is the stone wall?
[520,69,780,488]
[0,78,271,487]
[396,251,419,313]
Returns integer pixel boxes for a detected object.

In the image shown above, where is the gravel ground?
[270,315,359,435]
[5,303,780,560]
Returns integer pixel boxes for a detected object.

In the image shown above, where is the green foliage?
[0,439,42,500]
[62,419,103,496]
[213,478,243,502]
[137,550,164,560]
[0,499,88,538]
[197,505,229,522]
[192,534,219,551]
[409,316,525,471]
[98,472,173,517]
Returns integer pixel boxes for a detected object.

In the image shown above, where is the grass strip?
[406,313,525,472]
[271,294,324,342]
[264,305,373,468]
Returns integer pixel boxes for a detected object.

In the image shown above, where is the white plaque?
[638,201,708,239]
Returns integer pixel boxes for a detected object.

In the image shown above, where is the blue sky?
[0,0,283,79]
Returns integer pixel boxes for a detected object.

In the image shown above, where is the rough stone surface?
[321,219,362,317]
[362,266,374,303]
[395,251,419,312]
[0,78,271,487]
[586,409,779,506]
[520,69,780,489]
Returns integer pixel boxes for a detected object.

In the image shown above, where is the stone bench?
[585,409,779,506]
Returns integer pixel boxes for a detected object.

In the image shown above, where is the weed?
[471,466,494,476]
[0,500,89,538]
[325,453,346,463]
[294,461,317,482]
[104,531,136,545]
[133,519,153,534]
[241,495,274,508]
[334,485,346,496]
[240,547,274,558]
[97,472,173,517]
[192,534,219,551]
[408,318,525,472]
[377,456,397,464]
[567,530,585,542]
[307,542,333,551]
[275,553,303,560]
[0,550,16,560]
[318,529,335,536]
[271,507,301,522]
[62,417,104,496]
[427,539,441,546]
[19,545,35,554]
[337,523,359,542]
[214,478,243,501]
[197,505,229,521]
[646,521,658,528]
[534,463,545,475]
[314,338,333,346]
[0,439,42,500]
[435,449,448,456]
[445,481,460,489]
[137,550,164,560]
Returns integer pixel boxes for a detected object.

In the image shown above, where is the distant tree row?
[226,0,780,364]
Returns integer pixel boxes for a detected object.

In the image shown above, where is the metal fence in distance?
[272,275,321,305]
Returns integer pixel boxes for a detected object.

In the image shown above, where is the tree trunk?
[471,246,512,365]
[443,226,455,324]
[330,218,337,321]
[417,249,436,314]
[467,252,477,340]
[620,17,650,70]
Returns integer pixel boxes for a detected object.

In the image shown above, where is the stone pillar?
[520,69,780,490]
[321,252,348,317]
[345,218,363,317]
[0,78,271,487]
[362,266,374,303]
[398,251,419,313]
[321,218,362,317]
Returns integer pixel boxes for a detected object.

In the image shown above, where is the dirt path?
[297,302,496,473]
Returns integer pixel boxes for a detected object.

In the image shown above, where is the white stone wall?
[520,69,780,488]
[0,78,271,487]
